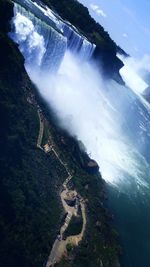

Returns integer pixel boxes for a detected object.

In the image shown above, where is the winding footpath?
[36,111,87,267]
[37,110,44,149]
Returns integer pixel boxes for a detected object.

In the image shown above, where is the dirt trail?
[66,201,86,246]
[36,110,86,267]
[46,170,86,267]
[37,110,44,148]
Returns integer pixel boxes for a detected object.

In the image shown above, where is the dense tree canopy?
[0,1,122,267]
[42,0,127,55]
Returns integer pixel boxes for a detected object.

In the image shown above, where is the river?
[105,81,150,267]
[10,1,150,266]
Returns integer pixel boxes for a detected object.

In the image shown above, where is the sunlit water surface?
[10,6,150,266]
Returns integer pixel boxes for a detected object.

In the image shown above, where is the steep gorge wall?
[0,2,122,267]
[93,46,125,84]
[0,2,64,266]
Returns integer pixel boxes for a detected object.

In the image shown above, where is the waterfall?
[9,2,150,266]
[11,0,95,70]
[10,0,150,190]
[11,0,144,188]
[10,3,67,73]
[62,23,95,60]
[117,54,148,95]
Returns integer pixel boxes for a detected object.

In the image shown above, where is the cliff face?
[93,46,125,84]
[0,2,64,267]
[40,0,125,84]
[0,1,122,267]
[0,0,13,33]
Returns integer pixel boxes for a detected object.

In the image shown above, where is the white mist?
[10,5,150,191]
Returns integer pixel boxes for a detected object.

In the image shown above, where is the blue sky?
[79,0,150,58]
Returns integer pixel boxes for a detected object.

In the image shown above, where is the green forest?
[41,0,126,81]
[0,1,65,266]
[0,1,121,267]
[42,0,127,56]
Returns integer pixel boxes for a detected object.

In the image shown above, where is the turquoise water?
[10,4,150,264]
[105,85,150,267]
[108,185,150,267]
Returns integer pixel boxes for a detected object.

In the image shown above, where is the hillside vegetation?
[0,1,121,267]
[41,0,126,81]
[0,1,65,266]
[42,0,127,56]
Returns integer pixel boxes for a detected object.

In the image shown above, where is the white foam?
[11,12,46,66]
[118,54,148,94]
[10,7,150,195]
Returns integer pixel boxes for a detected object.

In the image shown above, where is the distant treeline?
[42,0,127,56]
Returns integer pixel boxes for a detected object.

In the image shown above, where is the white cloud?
[90,4,99,11]
[97,9,107,17]
[90,3,107,18]
[122,33,128,38]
